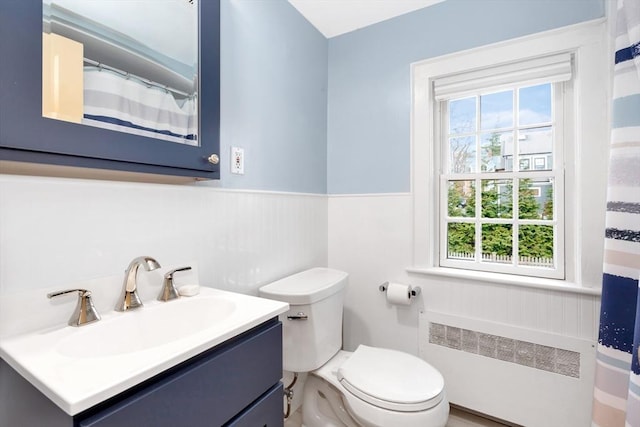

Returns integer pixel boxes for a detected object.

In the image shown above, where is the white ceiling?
[288,0,446,38]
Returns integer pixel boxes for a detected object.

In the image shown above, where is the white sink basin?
[0,287,288,415]
[57,296,236,358]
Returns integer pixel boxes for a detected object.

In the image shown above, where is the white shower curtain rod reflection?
[83,58,195,99]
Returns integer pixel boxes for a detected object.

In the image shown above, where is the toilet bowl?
[303,349,449,427]
[259,268,449,427]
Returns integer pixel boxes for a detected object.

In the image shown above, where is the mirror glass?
[42,0,199,146]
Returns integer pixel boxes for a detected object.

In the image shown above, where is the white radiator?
[419,310,596,427]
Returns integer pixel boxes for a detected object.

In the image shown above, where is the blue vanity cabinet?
[0,0,220,179]
[223,382,285,427]
[0,318,283,427]
[76,319,284,427]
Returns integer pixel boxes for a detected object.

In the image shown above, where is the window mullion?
[475,177,482,264]
[512,89,520,267]
[439,101,448,268]
[440,176,447,267]
[513,178,520,267]
[474,95,482,264]
[553,81,565,278]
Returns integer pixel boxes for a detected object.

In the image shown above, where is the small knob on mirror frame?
[207,154,219,165]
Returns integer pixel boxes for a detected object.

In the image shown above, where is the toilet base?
[302,374,359,427]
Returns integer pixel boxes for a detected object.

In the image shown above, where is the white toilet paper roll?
[386,282,412,305]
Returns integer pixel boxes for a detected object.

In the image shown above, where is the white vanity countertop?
[0,287,288,416]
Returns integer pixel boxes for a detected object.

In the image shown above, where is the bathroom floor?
[445,406,512,427]
[284,406,511,427]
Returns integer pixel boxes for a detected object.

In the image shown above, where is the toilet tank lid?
[259,268,348,305]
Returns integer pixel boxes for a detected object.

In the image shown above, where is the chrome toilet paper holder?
[379,282,421,298]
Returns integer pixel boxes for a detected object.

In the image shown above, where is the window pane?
[447,180,475,217]
[480,131,513,172]
[480,90,513,130]
[447,223,475,260]
[481,224,513,264]
[519,178,553,219]
[449,136,476,173]
[481,179,512,218]
[449,97,476,134]
[518,127,552,171]
[518,225,554,268]
[519,84,552,126]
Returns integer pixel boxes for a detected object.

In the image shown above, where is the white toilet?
[259,267,449,427]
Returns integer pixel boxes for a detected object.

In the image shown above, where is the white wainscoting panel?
[328,193,420,355]
[328,193,601,423]
[0,175,327,337]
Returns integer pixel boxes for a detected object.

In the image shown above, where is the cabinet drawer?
[224,383,284,427]
[78,320,282,427]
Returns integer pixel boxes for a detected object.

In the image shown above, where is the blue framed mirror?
[0,0,220,179]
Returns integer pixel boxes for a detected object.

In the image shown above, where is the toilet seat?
[337,345,445,412]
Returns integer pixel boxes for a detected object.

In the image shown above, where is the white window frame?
[437,80,566,279]
[410,20,608,288]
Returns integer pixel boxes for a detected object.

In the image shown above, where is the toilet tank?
[259,268,348,373]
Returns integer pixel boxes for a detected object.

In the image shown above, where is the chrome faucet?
[115,256,161,311]
[158,266,191,302]
[47,289,101,327]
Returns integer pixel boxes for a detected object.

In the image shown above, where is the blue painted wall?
[218,0,328,194]
[326,0,605,194]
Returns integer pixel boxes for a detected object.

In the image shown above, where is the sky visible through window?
[450,84,551,134]
[448,83,553,173]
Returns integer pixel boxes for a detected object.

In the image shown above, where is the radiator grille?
[429,322,580,378]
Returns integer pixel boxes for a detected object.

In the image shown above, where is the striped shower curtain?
[592,0,640,426]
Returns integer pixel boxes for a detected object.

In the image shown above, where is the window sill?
[406,267,601,296]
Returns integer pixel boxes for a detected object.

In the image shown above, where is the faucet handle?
[47,289,101,327]
[158,266,192,302]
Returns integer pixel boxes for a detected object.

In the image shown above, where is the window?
[534,157,547,170]
[411,21,608,288]
[439,79,564,278]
